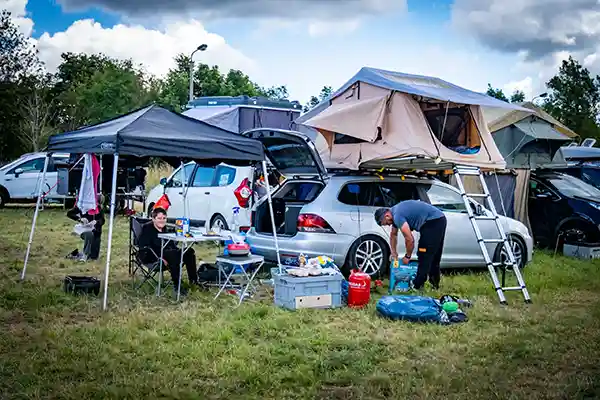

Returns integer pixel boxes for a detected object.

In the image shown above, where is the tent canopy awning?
[47,104,265,165]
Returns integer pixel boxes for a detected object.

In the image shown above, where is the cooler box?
[271,268,343,310]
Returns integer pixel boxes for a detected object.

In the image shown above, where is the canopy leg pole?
[180,161,188,220]
[102,153,119,311]
[21,154,51,281]
[261,161,282,272]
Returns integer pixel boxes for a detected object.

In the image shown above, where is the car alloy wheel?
[354,239,385,276]
[210,215,228,232]
[500,237,524,269]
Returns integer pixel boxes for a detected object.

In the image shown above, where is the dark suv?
[529,170,600,247]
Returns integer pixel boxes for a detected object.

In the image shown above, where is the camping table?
[157,232,228,301]
[213,254,265,307]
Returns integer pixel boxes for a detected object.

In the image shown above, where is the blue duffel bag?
[376,295,445,324]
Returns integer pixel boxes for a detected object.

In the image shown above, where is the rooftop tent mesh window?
[333,127,383,144]
[421,104,482,154]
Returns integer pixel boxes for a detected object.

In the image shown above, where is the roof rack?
[327,167,438,180]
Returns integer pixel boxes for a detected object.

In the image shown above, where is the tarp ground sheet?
[48,104,265,164]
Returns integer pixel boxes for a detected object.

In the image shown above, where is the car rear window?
[276,181,323,202]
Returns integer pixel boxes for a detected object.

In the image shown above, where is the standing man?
[374,200,447,290]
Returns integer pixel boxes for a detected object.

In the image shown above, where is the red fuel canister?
[347,269,371,308]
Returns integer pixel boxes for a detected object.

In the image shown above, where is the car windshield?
[547,173,600,198]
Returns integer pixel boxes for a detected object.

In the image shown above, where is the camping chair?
[129,217,171,292]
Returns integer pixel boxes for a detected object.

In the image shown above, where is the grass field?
[1,207,600,399]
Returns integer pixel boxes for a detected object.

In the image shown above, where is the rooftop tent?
[183,96,302,134]
[485,102,574,169]
[299,67,530,171]
[22,104,284,310]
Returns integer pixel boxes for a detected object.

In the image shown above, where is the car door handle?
[204,192,210,195]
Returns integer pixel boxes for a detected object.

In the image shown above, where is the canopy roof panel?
[47,104,265,165]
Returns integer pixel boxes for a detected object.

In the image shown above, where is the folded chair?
[129,217,171,292]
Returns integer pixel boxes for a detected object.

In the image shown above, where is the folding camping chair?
[129,217,171,292]
[213,254,265,307]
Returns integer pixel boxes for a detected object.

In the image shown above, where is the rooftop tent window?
[333,127,382,145]
[421,104,482,155]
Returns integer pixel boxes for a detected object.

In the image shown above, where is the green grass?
[1,208,600,399]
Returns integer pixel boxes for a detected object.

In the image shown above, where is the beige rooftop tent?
[297,67,531,171]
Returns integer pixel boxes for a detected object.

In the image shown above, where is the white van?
[146,163,256,232]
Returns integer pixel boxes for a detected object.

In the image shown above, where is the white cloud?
[2,0,33,36]
[32,19,256,78]
[307,19,362,37]
[503,77,533,99]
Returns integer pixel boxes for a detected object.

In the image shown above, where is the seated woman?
[66,195,105,261]
[138,207,199,296]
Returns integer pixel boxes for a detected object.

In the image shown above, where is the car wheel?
[0,188,7,209]
[210,214,229,232]
[494,235,526,269]
[555,222,598,251]
[345,235,390,278]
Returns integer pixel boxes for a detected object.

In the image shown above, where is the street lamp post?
[532,92,548,104]
[189,44,208,103]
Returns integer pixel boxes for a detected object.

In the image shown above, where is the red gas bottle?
[347,269,371,308]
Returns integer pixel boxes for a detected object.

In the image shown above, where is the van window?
[167,164,195,188]
[213,166,236,187]
[192,167,215,187]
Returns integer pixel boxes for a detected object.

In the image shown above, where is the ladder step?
[481,239,504,243]
[502,286,525,291]
[456,170,481,176]
[473,216,496,221]
[466,193,489,198]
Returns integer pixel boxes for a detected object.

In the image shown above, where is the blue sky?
[8,0,600,104]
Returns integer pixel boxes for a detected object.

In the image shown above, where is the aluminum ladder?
[453,166,532,305]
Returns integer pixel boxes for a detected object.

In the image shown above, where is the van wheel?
[210,214,229,232]
[344,235,390,278]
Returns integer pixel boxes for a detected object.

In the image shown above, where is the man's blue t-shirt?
[391,200,444,231]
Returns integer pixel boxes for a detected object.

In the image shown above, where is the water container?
[231,206,240,233]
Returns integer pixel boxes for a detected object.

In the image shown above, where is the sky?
[4,0,600,105]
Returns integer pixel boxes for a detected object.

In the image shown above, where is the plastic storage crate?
[271,268,343,310]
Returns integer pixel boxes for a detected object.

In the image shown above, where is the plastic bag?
[376,295,444,324]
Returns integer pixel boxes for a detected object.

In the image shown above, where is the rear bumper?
[245,230,353,267]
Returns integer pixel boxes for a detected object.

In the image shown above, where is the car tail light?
[297,213,335,233]
[234,178,252,208]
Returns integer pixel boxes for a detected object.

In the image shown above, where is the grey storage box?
[564,242,600,260]
[271,268,343,310]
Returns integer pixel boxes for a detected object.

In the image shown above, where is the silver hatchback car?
[244,129,534,277]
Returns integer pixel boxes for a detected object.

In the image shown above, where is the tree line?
[486,56,600,140]
[2,9,598,163]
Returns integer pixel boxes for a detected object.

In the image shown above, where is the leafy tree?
[19,74,56,151]
[304,86,332,112]
[543,56,600,139]
[510,90,525,103]
[486,84,508,102]
[52,53,156,130]
[0,10,43,161]
[263,85,289,100]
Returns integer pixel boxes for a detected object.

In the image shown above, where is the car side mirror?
[471,202,484,216]
[536,192,551,199]
[14,167,23,177]
[159,177,167,186]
